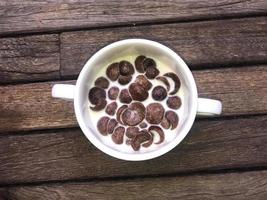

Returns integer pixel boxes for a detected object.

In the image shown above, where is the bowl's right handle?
[197,98,222,116]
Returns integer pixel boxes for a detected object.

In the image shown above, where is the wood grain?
[0,80,76,132]
[194,66,267,116]
[1,170,267,199]
[1,0,266,35]
[0,34,60,83]
[0,66,266,132]
[0,115,266,184]
[60,17,267,77]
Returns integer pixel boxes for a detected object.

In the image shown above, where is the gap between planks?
[0,169,267,199]
[1,0,267,36]
[0,13,267,38]
[1,16,267,84]
[0,161,267,188]
[0,115,266,185]
[0,65,266,132]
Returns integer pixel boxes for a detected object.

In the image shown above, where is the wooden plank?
[60,17,267,77]
[193,66,267,116]
[1,170,267,199]
[0,34,60,83]
[1,0,266,35]
[0,66,266,132]
[0,80,76,132]
[0,115,266,184]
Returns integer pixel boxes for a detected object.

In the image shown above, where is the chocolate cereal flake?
[108,86,119,100]
[129,83,148,101]
[131,130,152,151]
[145,66,159,79]
[118,75,132,85]
[165,110,179,130]
[126,127,139,138]
[119,89,132,104]
[119,60,134,76]
[105,102,118,116]
[141,130,153,148]
[148,126,164,144]
[107,118,118,134]
[94,76,109,89]
[146,103,165,124]
[97,116,110,135]
[126,139,132,146]
[135,75,152,90]
[106,62,120,81]
[152,86,167,101]
[134,55,146,73]
[143,58,156,69]
[156,76,170,91]
[121,102,145,126]
[88,87,106,105]
[164,72,181,95]
[90,99,107,111]
[167,96,181,110]
[116,105,128,125]
[112,126,125,144]
[139,122,148,129]
[160,116,171,129]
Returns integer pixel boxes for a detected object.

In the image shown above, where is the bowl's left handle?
[51,84,76,101]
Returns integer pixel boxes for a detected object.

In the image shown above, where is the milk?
[89,55,187,154]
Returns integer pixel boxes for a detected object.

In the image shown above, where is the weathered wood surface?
[0,0,266,197]
[193,66,267,116]
[0,80,76,132]
[0,66,266,133]
[1,0,266,35]
[1,170,267,199]
[0,115,266,184]
[1,17,266,84]
[0,34,60,83]
[61,17,267,77]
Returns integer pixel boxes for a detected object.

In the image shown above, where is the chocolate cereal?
[119,89,132,104]
[94,76,109,89]
[167,96,181,109]
[89,55,183,151]
[112,126,125,144]
[106,62,120,81]
[108,86,119,100]
[152,86,167,101]
[129,83,148,101]
[105,102,118,116]
[146,103,165,124]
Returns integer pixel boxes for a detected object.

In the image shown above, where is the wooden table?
[0,1,267,199]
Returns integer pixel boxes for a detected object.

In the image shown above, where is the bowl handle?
[51,84,75,101]
[197,98,222,116]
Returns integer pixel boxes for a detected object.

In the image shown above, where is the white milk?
[89,55,186,154]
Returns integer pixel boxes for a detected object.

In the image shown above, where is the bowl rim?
[74,39,198,161]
